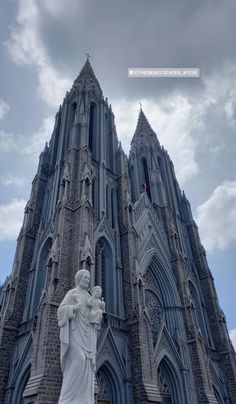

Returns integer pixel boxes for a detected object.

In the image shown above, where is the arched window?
[64,102,77,152]
[158,156,169,199]
[89,102,98,158]
[141,157,151,201]
[105,113,113,171]
[129,165,136,202]
[85,177,90,200]
[14,365,31,404]
[32,238,52,315]
[92,177,99,219]
[189,281,208,341]
[157,357,181,404]
[111,188,116,228]
[106,185,110,221]
[41,189,50,228]
[96,364,122,404]
[95,238,114,313]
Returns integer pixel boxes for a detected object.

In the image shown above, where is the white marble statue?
[57,269,105,404]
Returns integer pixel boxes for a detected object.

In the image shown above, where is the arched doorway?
[14,365,31,404]
[96,364,121,404]
[157,357,181,404]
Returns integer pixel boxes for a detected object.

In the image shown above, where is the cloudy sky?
[0,0,236,346]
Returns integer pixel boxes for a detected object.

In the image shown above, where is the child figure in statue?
[87,286,105,329]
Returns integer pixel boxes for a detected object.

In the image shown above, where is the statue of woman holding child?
[57,269,105,404]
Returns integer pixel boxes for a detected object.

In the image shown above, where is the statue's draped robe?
[57,288,96,404]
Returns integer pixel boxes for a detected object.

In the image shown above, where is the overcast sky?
[0,0,236,347]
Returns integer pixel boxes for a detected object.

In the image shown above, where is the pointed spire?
[43,142,49,153]
[131,109,160,147]
[73,57,101,92]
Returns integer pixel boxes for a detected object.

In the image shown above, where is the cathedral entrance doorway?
[157,357,181,404]
[15,365,31,404]
[96,363,121,404]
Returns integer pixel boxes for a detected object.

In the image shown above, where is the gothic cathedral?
[1,59,236,404]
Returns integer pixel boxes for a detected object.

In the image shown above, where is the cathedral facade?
[0,59,236,404]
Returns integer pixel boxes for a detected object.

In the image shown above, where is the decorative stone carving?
[57,270,105,404]
[96,370,112,401]
[157,365,171,397]
[81,233,94,266]
[144,289,163,345]
[49,235,59,263]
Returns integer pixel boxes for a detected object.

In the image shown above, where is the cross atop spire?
[85,52,91,60]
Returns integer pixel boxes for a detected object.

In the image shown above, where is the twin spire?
[131,108,160,147]
[74,57,160,147]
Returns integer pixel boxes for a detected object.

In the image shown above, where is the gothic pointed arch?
[105,113,113,171]
[89,101,98,158]
[110,188,116,228]
[31,237,52,315]
[96,362,122,404]
[106,184,110,221]
[68,101,77,136]
[141,156,151,200]
[129,163,136,202]
[210,361,229,404]
[188,280,208,341]
[142,251,183,355]
[95,236,114,313]
[14,364,31,404]
[143,251,180,308]
[92,176,99,219]
[157,356,182,404]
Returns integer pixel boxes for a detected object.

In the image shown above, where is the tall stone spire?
[73,57,102,92]
[131,109,160,148]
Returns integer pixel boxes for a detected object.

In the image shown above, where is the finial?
[139,102,142,111]
[85,52,91,60]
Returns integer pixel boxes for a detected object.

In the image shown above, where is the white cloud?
[23,116,54,156]
[37,66,71,109]
[1,175,26,187]
[0,199,26,242]
[5,0,71,107]
[0,130,15,152]
[39,0,78,18]
[0,116,54,158]
[229,329,236,351]
[196,180,236,252]
[0,99,10,120]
